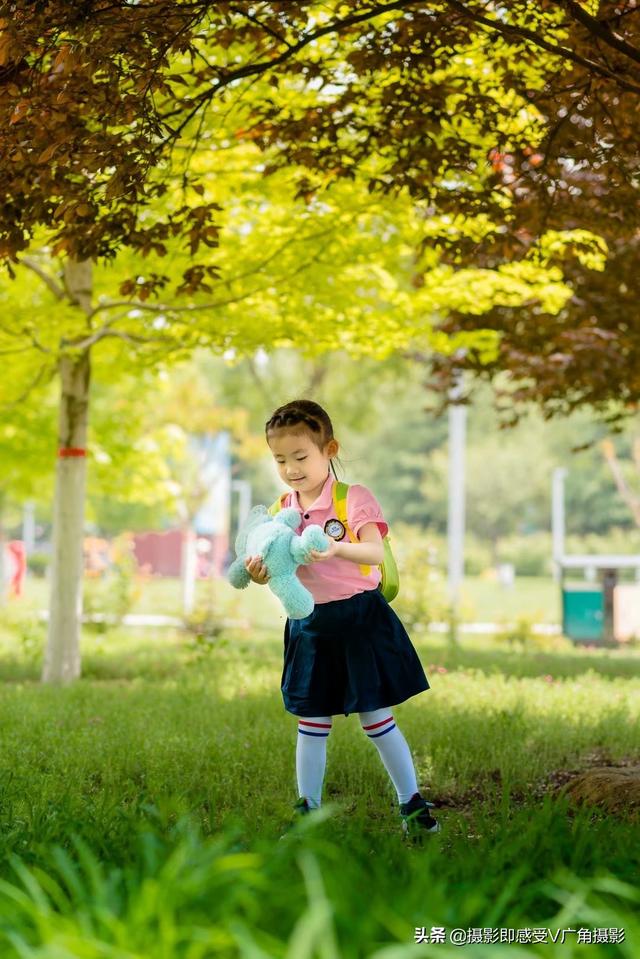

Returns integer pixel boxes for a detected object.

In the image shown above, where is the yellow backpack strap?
[332,481,371,577]
[268,493,288,516]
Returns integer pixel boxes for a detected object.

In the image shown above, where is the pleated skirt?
[281,587,429,717]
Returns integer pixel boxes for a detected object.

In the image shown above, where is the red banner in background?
[131,530,229,578]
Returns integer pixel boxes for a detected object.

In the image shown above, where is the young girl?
[245,399,439,836]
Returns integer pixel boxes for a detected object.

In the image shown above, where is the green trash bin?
[562,586,604,642]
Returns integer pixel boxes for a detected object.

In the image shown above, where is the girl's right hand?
[245,556,270,585]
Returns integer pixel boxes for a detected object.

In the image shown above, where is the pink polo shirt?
[278,474,389,605]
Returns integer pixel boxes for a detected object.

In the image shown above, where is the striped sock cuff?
[362,715,396,738]
[298,718,333,738]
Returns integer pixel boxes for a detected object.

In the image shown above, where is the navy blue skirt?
[281,588,429,717]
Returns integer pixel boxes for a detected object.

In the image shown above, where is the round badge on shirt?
[324,518,346,541]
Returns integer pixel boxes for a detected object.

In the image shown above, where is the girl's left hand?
[307,539,340,562]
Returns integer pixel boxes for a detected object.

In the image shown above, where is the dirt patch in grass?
[555,764,640,819]
[433,750,640,819]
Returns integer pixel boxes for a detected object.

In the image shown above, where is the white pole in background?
[23,501,36,555]
[552,467,567,582]
[232,480,252,529]
[447,372,467,643]
[551,466,567,582]
[182,526,197,616]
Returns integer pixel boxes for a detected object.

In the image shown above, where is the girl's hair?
[265,400,341,479]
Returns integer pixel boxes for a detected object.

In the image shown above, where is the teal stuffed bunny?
[227,505,330,619]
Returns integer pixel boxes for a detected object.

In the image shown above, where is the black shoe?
[293,796,312,816]
[400,792,441,839]
[279,796,314,840]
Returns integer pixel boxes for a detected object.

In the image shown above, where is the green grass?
[18,573,283,625]
[20,572,562,624]
[459,575,559,623]
[0,608,638,956]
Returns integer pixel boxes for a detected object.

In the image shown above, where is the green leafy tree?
[0,388,56,602]
[197,347,451,523]
[2,152,495,682]
[0,0,614,682]
[423,422,553,561]
[1,0,618,405]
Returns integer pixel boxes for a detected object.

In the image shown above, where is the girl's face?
[268,429,338,498]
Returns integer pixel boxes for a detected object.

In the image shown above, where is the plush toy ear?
[234,505,270,554]
[276,507,303,530]
[245,505,270,527]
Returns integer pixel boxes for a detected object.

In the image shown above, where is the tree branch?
[0,363,54,413]
[87,224,342,321]
[442,0,640,96]
[86,292,264,320]
[601,6,640,25]
[68,327,173,351]
[220,223,339,286]
[537,81,591,172]
[158,0,422,138]
[563,0,640,66]
[19,257,65,300]
[601,438,640,526]
[0,342,39,356]
[229,5,294,50]
[22,326,53,355]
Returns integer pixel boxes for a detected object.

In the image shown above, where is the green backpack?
[268,480,399,603]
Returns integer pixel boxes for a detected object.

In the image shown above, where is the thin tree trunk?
[42,259,92,684]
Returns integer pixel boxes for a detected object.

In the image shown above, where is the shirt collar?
[293,472,334,512]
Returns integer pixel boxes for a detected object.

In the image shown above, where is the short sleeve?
[347,484,389,538]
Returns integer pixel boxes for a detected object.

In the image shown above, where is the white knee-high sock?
[359,709,418,804]
[295,716,332,809]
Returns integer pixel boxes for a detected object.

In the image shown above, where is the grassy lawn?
[19,572,563,624]
[459,575,560,623]
[16,573,283,625]
[0,602,637,956]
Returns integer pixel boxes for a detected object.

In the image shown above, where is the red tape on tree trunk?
[58,448,87,458]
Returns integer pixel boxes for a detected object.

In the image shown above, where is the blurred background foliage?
[5,345,640,582]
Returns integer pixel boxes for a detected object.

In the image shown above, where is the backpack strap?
[332,481,371,577]
[268,493,288,516]
[270,483,375,581]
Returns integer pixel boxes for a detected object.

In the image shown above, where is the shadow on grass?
[414,637,640,681]
[0,662,636,925]
[1,618,638,685]
[0,628,238,684]
[1,634,638,690]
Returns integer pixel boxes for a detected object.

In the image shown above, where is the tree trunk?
[42,259,92,684]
